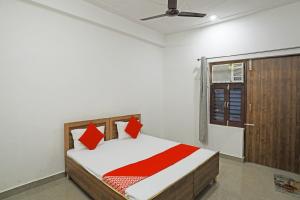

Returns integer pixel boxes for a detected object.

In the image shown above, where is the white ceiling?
[85,0,299,34]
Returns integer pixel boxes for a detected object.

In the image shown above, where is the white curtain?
[199,57,208,143]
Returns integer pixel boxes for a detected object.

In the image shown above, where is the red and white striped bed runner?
[102,144,200,195]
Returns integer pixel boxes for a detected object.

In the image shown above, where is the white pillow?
[116,121,130,140]
[71,126,105,150]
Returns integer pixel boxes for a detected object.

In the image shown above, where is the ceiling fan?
[141,0,206,21]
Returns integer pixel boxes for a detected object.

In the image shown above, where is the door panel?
[245,55,300,174]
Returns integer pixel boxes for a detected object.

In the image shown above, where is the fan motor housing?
[166,9,180,16]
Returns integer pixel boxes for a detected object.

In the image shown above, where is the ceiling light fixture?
[209,15,217,21]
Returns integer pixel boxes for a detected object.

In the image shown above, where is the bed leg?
[66,173,71,180]
[211,177,217,185]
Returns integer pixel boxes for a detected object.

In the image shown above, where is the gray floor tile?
[4,158,300,200]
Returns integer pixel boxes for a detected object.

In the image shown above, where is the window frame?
[209,60,246,128]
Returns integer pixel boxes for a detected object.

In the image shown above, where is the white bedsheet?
[67,134,217,200]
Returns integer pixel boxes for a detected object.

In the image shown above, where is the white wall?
[28,0,165,47]
[163,2,300,158]
[0,0,164,192]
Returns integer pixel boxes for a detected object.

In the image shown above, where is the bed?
[64,114,219,200]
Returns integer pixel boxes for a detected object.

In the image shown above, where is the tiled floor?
[4,158,300,200]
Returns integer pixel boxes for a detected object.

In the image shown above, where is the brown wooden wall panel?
[245,55,300,174]
[297,56,300,126]
[296,56,300,173]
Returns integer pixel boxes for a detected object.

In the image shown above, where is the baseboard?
[220,153,244,162]
[0,172,65,200]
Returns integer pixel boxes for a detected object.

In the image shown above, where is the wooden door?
[245,55,300,174]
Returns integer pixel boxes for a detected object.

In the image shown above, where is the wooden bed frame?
[64,114,219,200]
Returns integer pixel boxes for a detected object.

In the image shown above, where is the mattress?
[67,134,217,200]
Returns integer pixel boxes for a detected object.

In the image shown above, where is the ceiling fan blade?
[141,14,168,21]
[168,0,177,9]
[178,12,206,18]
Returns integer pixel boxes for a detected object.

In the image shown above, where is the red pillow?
[125,116,143,139]
[79,123,104,150]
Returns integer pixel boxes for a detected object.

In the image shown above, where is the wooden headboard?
[64,114,141,170]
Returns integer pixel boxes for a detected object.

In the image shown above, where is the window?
[210,84,227,125]
[210,62,245,128]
